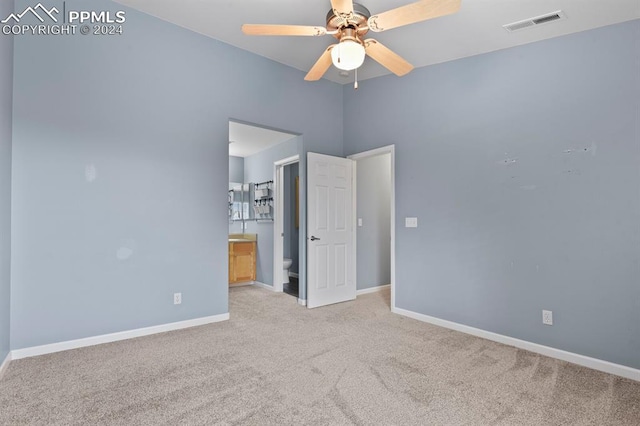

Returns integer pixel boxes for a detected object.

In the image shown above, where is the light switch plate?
[405,217,418,228]
[358,218,363,227]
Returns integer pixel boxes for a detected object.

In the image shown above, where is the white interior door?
[307,152,355,308]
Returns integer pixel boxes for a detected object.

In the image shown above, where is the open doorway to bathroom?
[274,155,300,300]
[228,119,300,294]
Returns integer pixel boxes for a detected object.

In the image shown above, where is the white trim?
[252,281,276,291]
[297,298,307,306]
[348,145,396,310]
[348,145,395,161]
[390,148,395,311]
[392,307,640,382]
[289,272,299,279]
[0,352,11,381]
[357,284,390,296]
[274,163,284,293]
[274,155,301,167]
[273,155,300,294]
[351,160,358,304]
[11,313,230,360]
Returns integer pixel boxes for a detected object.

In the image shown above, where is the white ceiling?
[113,0,639,84]
[229,121,297,158]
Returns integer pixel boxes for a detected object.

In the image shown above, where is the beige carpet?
[0,286,638,425]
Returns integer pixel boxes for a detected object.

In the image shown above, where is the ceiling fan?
[242,0,461,83]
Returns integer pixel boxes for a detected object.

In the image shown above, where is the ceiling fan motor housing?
[326,2,371,40]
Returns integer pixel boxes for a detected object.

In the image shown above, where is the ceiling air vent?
[503,10,566,33]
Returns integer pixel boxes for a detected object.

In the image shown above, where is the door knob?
[310,236,320,241]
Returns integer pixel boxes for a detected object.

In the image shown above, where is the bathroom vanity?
[229,234,257,285]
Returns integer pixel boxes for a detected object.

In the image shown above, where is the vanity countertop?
[228,233,257,243]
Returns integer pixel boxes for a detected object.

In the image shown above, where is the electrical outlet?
[405,217,418,228]
[174,293,182,305]
[542,310,553,325]
[358,218,363,227]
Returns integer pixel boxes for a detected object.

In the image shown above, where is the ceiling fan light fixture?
[331,40,365,71]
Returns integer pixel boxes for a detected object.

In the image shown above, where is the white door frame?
[347,145,396,310]
[273,155,300,293]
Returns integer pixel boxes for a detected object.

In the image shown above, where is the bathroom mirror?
[229,183,253,222]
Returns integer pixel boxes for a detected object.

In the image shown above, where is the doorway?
[228,119,300,293]
[274,157,300,299]
[348,145,395,309]
[303,149,395,310]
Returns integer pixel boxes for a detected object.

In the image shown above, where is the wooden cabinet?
[229,241,256,284]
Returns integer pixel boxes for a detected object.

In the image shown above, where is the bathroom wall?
[356,154,391,290]
[283,163,299,274]
[228,220,243,235]
[244,137,300,286]
[229,156,244,184]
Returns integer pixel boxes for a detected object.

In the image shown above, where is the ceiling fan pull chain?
[354,67,358,90]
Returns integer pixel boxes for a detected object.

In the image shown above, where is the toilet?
[283,258,292,284]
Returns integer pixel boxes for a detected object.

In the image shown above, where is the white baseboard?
[253,281,276,291]
[0,352,11,381]
[298,298,307,306]
[357,284,390,296]
[289,272,299,279]
[11,313,230,360]
[392,307,639,382]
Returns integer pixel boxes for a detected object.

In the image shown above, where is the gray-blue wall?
[229,156,244,184]
[283,162,299,274]
[344,20,640,369]
[243,137,300,287]
[10,0,341,349]
[5,0,636,372]
[356,153,391,290]
[0,0,14,364]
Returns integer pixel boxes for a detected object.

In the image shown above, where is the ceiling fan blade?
[331,0,354,18]
[242,24,327,36]
[368,0,461,32]
[305,45,336,81]
[364,39,414,76]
